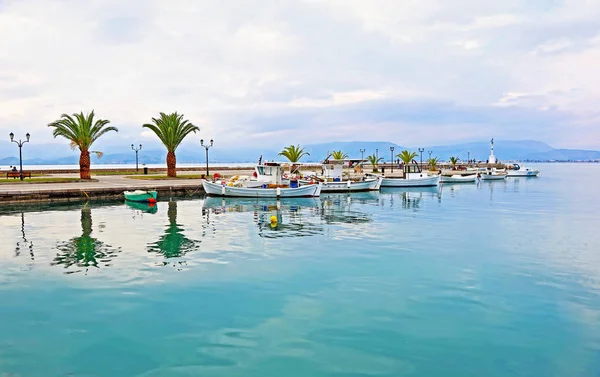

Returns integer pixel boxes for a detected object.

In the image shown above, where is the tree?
[367,154,383,173]
[142,112,199,177]
[331,150,348,160]
[449,156,460,170]
[428,157,440,171]
[279,145,310,174]
[396,150,418,165]
[48,111,118,179]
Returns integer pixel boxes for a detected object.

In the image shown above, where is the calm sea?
[0,163,599,376]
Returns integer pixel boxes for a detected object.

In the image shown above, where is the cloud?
[0,0,599,151]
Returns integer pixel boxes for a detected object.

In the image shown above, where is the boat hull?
[507,171,539,177]
[202,180,322,197]
[380,175,440,187]
[440,175,477,183]
[123,190,158,202]
[298,177,381,192]
[480,174,506,181]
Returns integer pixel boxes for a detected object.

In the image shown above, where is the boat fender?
[148,198,157,204]
[221,186,225,195]
[276,187,281,197]
[347,180,351,188]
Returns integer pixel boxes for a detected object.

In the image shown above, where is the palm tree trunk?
[166,151,177,177]
[80,150,91,179]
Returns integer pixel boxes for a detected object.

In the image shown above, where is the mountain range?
[1,140,599,166]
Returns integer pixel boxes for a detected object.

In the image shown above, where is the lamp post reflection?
[15,212,34,260]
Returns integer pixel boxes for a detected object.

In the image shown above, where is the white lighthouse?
[488,138,497,164]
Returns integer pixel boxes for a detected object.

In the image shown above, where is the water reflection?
[52,206,121,274]
[319,193,375,224]
[125,200,158,216]
[379,187,441,209]
[147,201,199,263]
[202,197,324,238]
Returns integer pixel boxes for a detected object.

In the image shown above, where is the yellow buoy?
[270,215,278,224]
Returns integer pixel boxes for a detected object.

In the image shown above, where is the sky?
[1,0,599,151]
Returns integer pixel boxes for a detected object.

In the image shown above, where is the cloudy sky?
[1,0,599,150]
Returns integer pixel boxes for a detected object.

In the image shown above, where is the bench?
[5,171,31,179]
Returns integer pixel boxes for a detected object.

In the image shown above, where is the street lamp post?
[428,150,432,159]
[9,132,30,181]
[418,148,424,170]
[376,148,378,161]
[200,139,214,177]
[390,146,395,173]
[131,144,142,172]
[359,148,365,162]
[468,151,471,165]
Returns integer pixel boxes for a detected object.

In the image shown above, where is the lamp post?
[9,132,30,180]
[468,151,471,165]
[418,148,424,170]
[131,144,142,172]
[428,150,432,159]
[360,148,365,162]
[390,146,395,173]
[200,139,214,177]
[376,148,378,161]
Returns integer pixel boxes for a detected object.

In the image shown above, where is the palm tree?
[331,150,348,160]
[142,112,199,177]
[449,156,460,170]
[367,154,383,173]
[428,157,440,171]
[397,150,418,165]
[279,144,310,174]
[48,111,118,179]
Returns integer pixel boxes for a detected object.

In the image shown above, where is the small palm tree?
[331,150,348,160]
[279,145,310,174]
[48,111,118,179]
[367,154,383,173]
[142,112,199,177]
[449,156,460,170]
[397,150,418,165]
[428,157,440,171]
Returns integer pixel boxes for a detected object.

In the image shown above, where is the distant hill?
[1,139,598,165]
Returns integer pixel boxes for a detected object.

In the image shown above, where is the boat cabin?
[253,162,284,185]
[322,159,345,181]
[403,164,428,180]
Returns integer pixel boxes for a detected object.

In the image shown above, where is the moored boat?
[479,170,507,181]
[123,190,158,202]
[202,179,322,197]
[440,174,477,183]
[507,163,540,177]
[297,159,382,192]
[374,163,440,187]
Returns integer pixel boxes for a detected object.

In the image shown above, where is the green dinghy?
[123,190,158,202]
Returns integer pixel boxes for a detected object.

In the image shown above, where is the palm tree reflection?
[147,201,199,263]
[52,206,121,274]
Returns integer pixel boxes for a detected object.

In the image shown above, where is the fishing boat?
[202,162,322,198]
[440,174,478,183]
[507,163,540,177]
[373,163,440,187]
[123,190,158,202]
[298,159,382,192]
[479,169,507,181]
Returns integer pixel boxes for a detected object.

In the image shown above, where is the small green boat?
[125,200,158,213]
[123,190,158,202]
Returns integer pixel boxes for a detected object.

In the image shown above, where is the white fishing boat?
[507,163,540,177]
[479,169,507,181]
[202,161,322,198]
[298,159,382,192]
[440,174,477,183]
[375,164,440,187]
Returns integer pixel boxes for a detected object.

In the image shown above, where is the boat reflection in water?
[319,192,378,224]
[379,186,441,209]
[202,197,324,238]
[125,200,158,215]
[52,205,122,274]
[147,201,199,265]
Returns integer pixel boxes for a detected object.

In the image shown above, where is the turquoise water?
[1,163,599,376]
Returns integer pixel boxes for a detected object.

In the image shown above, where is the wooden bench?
[5,171,31,179]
